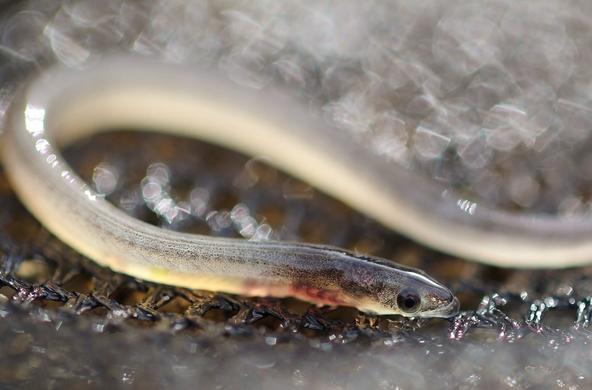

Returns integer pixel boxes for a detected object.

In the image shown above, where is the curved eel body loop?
[2,56,581,316]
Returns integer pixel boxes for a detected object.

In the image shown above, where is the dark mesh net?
[1,1,592,388]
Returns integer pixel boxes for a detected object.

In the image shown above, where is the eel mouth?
[418,297,461,319]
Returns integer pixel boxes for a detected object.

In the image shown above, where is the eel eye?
[397,288,421,313]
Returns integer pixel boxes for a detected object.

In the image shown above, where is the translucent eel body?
[13,55,584,317]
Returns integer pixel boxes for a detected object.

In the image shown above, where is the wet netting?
[1,1,592,389]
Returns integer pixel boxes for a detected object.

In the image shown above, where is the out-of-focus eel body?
[7,56,583,317]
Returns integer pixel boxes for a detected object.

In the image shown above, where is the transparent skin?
[2,57,459,318]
